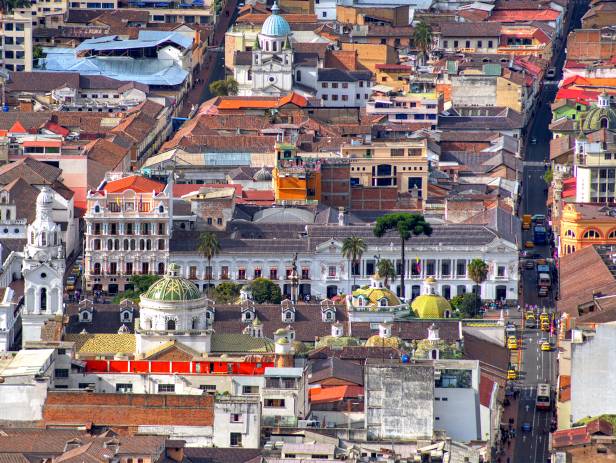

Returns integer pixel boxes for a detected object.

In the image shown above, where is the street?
[512,2,588,461]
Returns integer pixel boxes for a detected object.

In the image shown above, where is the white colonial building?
[170,212,520,302]
[84,174,172,294]
[21,187,66,345]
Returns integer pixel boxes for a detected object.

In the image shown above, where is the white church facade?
[21,187,66,346]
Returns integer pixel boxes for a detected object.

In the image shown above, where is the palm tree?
[467,258,489,312]
[377,259,396,288]
[373,213,432,300]
[413,20,433,66]
[197,231,221,294]
[341,235,367,294]
[0,0,30,13]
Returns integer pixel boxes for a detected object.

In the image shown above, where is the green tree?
[209,77,239,96]
[197,231,221,293]
[0,0,31,13]
[377,258,396,288]
[111,274,161,303]
[341,235,367,293]
[467,258,488,313]
[249,278,282,304]
[33,45,44,61]
[211,282,241,304]
[543,167,553,184]
[413,20,433,66]
[373,213,432,300]
[130,274,162,293]
[451,293,480,318]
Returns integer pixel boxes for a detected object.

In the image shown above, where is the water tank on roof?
[2,106,8,112]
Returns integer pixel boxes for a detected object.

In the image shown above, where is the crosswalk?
[523,161,549,167]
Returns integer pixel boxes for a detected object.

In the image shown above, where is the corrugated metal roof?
[482,63,502,76]
[76,30,193,52]
[264,367,303,377]
[204,152,252,166]
[0,349,54,376]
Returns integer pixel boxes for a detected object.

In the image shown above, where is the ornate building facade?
[84,174,172,293]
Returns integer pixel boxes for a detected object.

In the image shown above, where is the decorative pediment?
[315,239,342,253]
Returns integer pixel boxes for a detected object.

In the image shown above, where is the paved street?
[511,3,588,461]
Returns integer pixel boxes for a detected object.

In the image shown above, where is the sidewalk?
[497,393,520,463]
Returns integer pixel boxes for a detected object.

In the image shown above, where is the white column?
[56,288,63,315]
[34,288,41,314]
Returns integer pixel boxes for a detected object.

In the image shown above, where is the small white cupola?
[320,299,336,322]
[598,92,611,108]
[428,323,440,342]
[241,299,256,322]
[331,321,344,338]
[379,321,392,339]
[245,316,263,338]
[423,276,437,295]
[119,299,135,323]
[78,298,94,323]
[370,272,385,289]
[281,299,296,322]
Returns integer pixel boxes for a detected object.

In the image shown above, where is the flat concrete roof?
[0,349,54,377]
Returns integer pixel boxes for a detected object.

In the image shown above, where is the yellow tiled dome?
[411,294,452,319]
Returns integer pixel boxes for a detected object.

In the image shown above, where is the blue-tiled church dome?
[261,2,291,37]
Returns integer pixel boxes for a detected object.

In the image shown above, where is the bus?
[536,383,551,410]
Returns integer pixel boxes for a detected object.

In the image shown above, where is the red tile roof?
[309,385,364,404]
[587,418,614,436]
[552,426,591,448]
[216,92,308,110]
[103,175,165,194]
[9,121,27,134]
[488,9,560,22]
[22,140,62,148]
[44,122,70,137]
[479,375,497,407]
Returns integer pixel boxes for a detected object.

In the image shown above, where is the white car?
[546,68,556,79]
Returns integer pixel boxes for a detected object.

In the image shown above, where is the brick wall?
[321,163,350,209]
[43,392,214,427]
[324,50,358,71]
[350,186,397,210]
[567,29,616,61]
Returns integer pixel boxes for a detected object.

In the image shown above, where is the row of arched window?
[564,228,616,240]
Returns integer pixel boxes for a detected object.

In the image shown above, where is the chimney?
[165,440,186,463]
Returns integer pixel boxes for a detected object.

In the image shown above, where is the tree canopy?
[249,278,282,304]
[209,78,239,96]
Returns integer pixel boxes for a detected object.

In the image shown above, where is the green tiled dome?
[142,264,202,302]
[581,105,616,132]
